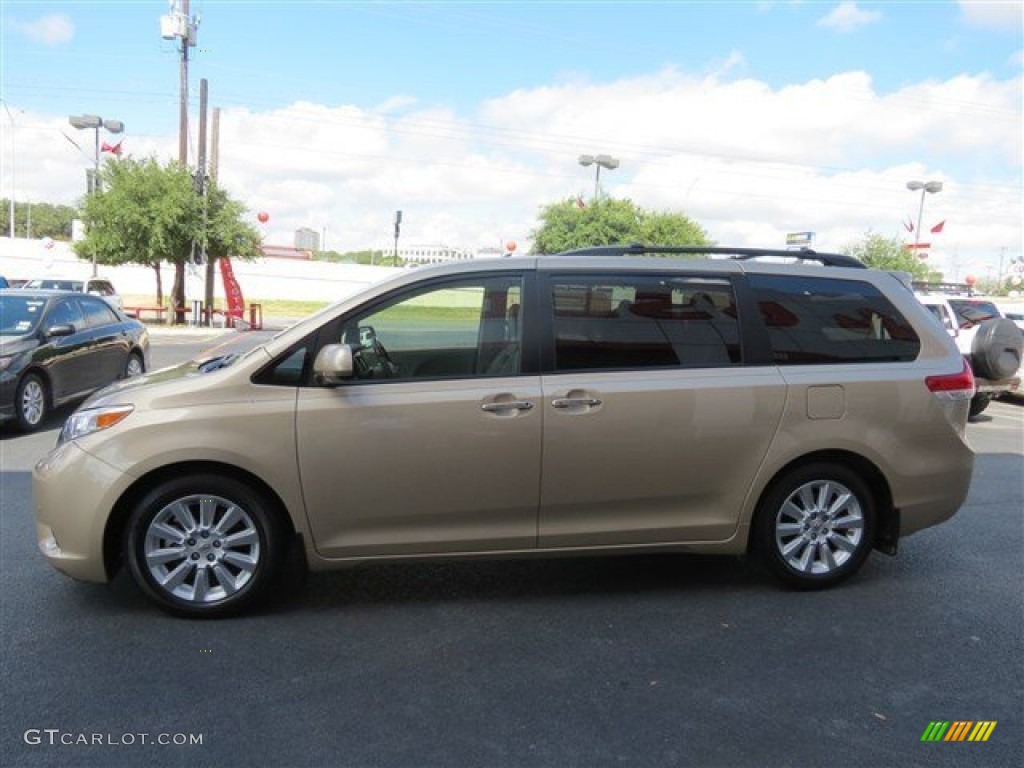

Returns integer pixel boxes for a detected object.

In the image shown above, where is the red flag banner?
[100,141,123,156]
[904,243,932,250]
[930,220,946,234]
[218,257,245,321]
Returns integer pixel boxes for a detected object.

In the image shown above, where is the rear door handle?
[551,397,602,408]
[481,401,534,413]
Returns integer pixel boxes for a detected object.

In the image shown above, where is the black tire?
[14,373,48,432]
[123,474,287,618]
[754,463,876,590]
[970,318,1023,380]
[969,394,992,418]
[124,351,145,378]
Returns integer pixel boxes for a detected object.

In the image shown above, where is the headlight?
[0,356,14,373]
[59,405,134,444]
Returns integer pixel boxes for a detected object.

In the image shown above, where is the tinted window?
[550,275,740,371]
[947,300,1001,329]
[749,275,920,364]
[88,280,115,296]
[47,299,86,329]
[339,275,524,381]
[79,296,119,328]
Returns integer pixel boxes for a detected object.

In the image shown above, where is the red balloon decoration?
[257,211,269,223]
[965,275,977,286]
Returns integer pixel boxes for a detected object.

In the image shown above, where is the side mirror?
[313,343,355,386]
[45,324,76,338]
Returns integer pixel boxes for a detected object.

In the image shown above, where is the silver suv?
[34,246,978,617]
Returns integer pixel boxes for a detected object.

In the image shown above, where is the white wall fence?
[0,238,402,304]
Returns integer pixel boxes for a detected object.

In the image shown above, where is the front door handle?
[551,397,602,409]
[481,401,534,413]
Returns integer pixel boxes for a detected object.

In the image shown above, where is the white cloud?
[2,66,1020,275]
[13,15,74,46]
[816,2,882,34]
[958,0,1024,30]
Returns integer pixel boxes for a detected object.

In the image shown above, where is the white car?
[20,277,124,311]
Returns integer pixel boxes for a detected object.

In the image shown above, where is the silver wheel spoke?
[146,546,185,565]
[222,551,258,571]
[192,567,210,602]
[832,514,863,531]
[150,522,185,544]
[159,560,193,590]
[832,533,860,554]
[224,529,258,548]
[211,564,239,596]
[819,542,837,571]
[213,505,243,536]
[776,522,803,536]
[199,498,217,530]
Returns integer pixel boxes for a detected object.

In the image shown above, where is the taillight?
[925,360,975,400]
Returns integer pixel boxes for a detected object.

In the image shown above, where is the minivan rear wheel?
[124,475,285,618]
[755,463,876,589]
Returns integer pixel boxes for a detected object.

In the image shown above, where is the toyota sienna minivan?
[33,246,985,617]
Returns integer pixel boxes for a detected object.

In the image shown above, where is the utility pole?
[161,0,198,321]
[178,0,190,165]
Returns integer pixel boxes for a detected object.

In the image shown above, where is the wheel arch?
[748,449,896,556]
[103,460,298,579]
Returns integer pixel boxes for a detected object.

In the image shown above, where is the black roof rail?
[551,244,867,269]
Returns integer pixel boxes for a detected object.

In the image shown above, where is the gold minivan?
[33,247,980,617]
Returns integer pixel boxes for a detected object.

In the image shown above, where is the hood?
[82,346,274,410]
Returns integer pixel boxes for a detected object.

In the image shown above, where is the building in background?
[295,227,320,252]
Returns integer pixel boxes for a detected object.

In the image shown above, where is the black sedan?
[0,289,150,431]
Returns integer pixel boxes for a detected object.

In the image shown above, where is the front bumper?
[33,441,135,583]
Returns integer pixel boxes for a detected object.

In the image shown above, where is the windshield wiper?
[196,354,238,373]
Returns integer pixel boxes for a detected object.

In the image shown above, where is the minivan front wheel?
[124,475,285,618]
[755,464,875,589]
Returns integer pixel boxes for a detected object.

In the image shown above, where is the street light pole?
[906,179,943,254]
[578,154,620,200]
[69,114,124,274]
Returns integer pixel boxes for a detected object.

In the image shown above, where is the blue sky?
[1,1,1021,276]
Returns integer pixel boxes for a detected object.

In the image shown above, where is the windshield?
[0,296,48,336]
[948,300,1001,329]
[24,279,85,292]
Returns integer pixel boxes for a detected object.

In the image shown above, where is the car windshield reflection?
[0,296,47,336]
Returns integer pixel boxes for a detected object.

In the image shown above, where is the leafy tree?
[842,232,934,280]
[0,199,76,240]
[530,197,710,254]
[74,157,261,320]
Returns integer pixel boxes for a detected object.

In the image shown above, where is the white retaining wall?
[0,237,402,303]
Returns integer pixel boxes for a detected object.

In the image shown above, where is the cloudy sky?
[1,0,1021,279]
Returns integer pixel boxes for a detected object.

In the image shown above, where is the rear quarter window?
[748,275,920,364]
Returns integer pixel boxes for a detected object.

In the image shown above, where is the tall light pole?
[68,114,124,274]
[906,179,942,255]
[578,154,619,200]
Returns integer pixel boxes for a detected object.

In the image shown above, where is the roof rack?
[552,244,866,269]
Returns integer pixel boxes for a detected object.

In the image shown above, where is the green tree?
[0,199,77,240]
[842,232,934,280]
[530,197,710,254]
[74,157,261,320]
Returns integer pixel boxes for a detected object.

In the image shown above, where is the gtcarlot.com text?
[23,729,204,747]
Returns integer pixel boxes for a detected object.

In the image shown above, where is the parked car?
[0,276,8,289]
[35,246,977,618]
[20,276,124,311]
[915,292,1023,416]
[0,289,149,431]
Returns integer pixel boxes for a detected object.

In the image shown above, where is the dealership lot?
[1,333,1021,767]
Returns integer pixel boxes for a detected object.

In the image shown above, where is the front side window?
[749,275,920,364]
[339,275,524,381]
[46,299,86,330]
[550,275,740,371]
